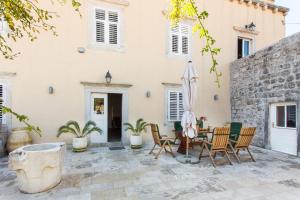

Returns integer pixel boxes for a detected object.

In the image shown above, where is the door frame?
[267,101,300,156]
[84,86,129,145]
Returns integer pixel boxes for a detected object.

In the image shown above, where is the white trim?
[88,4,125,52]
[238,36,254,58]
[274,102,297,129]
[167,22,192,58]
[164,87,183,126]
[84,86,129,145]
[0,79,11,129]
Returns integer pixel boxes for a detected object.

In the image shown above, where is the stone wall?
[230,32,300,149]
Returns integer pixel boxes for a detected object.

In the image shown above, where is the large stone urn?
[9,143,66,193]
[6,128,32,153]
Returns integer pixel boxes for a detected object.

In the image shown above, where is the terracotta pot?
[72,137,87,152]
[6,128,32,153]
[130,135,142,149]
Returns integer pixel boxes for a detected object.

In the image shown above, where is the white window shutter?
[95,8,120,46]
[170,23,190,56]
[95,9,105,43]
[178,92,184,118]
[171,26,179,54]
[168,91,183,121]
[0,84,6,125]
[108,11,119,45]
[181,24,189,55]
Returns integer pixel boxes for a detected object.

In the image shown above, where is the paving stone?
[0,146,300,200]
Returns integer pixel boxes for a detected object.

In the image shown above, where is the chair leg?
[174,137,178,144]
[229,143,240,163]
[155,141,168,159]
[155,146,164,159]
[224,151,233,165]
[213,152,217,159]
[167,141,175,157]
[246,148,256,162]
[199,143,205,160]
[149,144,156,154]
[207,148,216,168]
[164,147,167,152]
[191,139,194,149]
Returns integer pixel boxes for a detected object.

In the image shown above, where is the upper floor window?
[94,8,120,46]
[237,37,252,59]
[0,19,9,36]
[167,90,184,121]
[169,23,191,56]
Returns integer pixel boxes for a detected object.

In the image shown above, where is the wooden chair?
[229,122,243,141]
[228,127,256,163]
[199,127,232,167]
[149,124,175,159]
[173,121,182,144]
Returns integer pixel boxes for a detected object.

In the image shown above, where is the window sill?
[233,26,259,35]
[97,0,129,6]
[167,53,191,59]
[87,43,125,53]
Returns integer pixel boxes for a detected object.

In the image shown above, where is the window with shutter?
[167,91,184,121]
[94,8,120,46]
[169,23,190,56]
[0,18,9,36]
[0,83,6,125]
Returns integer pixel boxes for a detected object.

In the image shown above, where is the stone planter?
[6,128,32,153]
[9,142,65,193]
[130,135,142,149]
[72,137,87,152]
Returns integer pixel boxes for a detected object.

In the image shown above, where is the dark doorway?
[107,93,122,142]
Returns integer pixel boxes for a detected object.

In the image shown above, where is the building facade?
[0,0,288,145]
[231,33,300,156]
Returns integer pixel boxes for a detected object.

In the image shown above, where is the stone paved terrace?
[1,146,300,200]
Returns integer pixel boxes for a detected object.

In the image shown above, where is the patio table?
[177,128,214,154]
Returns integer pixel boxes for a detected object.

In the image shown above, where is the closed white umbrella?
[179,61,198,163]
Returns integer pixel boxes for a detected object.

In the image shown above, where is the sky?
[276,0,300,36]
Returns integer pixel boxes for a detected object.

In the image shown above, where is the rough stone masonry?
[230,32,300,154]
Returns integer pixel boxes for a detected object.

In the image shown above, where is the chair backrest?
[211,127,230,150]
[150,123,162,146]
[230,122,242,140]
[174,121,183,132]
[235,127,256,148]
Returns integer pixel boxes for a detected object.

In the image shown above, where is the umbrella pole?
[186,136,189,161]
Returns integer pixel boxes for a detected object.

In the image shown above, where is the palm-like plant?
[57,120,102,138]
[124,118,149,136]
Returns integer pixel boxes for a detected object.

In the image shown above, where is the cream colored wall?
[0,0,286,144]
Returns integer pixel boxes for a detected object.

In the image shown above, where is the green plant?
[1,106,42,136]
[57,120,102,138]
[168,0,221,87]
[124,118,149,136]
[0,0,81,59]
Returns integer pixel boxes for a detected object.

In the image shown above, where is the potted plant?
[124,118,148,149]
[57,120,102,152]
[2,106,42,153]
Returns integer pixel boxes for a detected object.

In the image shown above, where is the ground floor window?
[0,82,7,125]
[167,90,184,122]
[276,104,297,128]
